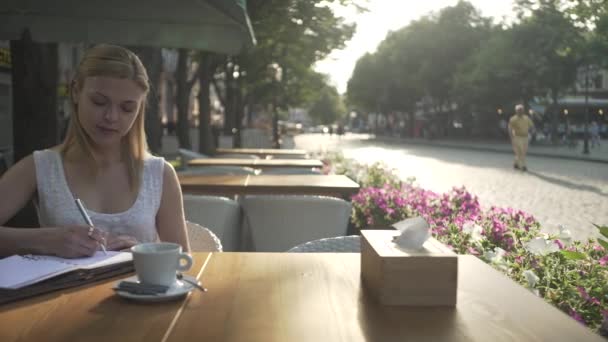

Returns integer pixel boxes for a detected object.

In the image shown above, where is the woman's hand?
[42,225,106,258]
[105,233,139,251]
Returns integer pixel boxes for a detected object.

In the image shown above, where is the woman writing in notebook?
[0,45,190,258]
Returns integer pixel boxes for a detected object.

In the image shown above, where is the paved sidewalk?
[375,135,608,164]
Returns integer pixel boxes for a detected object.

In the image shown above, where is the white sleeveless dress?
[32,150,164,243]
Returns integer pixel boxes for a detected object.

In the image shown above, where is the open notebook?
[0,252,133,304]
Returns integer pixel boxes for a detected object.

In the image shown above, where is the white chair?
[259,167,321,175]
[240,195,352,252]
[288,236,360,253]
[178,166,257,176]
[183,195,242,251]
[186,221,223,252]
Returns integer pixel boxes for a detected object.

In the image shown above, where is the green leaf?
[592,223,608,239]
[598,238,608,251]
[560,250,587,260]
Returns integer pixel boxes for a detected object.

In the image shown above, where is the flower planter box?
[361,229,458,306]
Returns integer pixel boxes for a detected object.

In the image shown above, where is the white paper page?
[79,251,132,269]
[0,252,132,289]
[0,255,74,289]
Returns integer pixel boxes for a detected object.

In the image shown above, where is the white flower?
[557,225,573,247]
[484,247,506,263]
[524,238,560,256]
[462,221,483,242]
[523,270,539,288]
[483,247,510,271]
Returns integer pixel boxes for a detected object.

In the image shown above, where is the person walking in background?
[590,121,601,148]
[508,104,535,171]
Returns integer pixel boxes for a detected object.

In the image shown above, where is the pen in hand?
[74,198,107,255]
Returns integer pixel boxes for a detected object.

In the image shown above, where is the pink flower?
[600,256,608,266]
[467,247,479,255]
[569,309,586,325]
[577,287,591,301]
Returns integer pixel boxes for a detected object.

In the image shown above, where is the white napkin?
[392,217,430,251]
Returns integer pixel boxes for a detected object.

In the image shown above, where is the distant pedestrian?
[337,124,344,138]
[508,104,535,171]
[590,121,601,148]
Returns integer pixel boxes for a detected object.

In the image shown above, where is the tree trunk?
[8,30,58,228]
[550,88,559,144]
[175,48,192,149]
[197,53,215,155]
[233,76,244,148]
[129,46,162,154]
[10,30,59,162]
[223,61,236,137]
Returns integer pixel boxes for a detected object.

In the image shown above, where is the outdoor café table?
[0,253,212,342]
[187,158,323,170]
[215,148,308,158]
[1,253,603,342]
[166,253,603,342]
[179,174,360,199]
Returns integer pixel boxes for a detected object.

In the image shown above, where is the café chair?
[186,221,223,252]
[240,195,352,252]
[183,195,242,251]
[287,236,361,253]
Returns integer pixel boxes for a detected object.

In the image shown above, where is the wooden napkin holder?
[360,229,458,306]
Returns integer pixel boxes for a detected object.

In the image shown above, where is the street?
[295,133,608,241]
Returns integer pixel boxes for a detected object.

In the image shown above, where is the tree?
[227,0,362,134]
[309,86,345,125]
[175,49,198,149]
[347,1,492,136]
[129,46,163,154]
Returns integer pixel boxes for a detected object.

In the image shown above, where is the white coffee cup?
[131,242,193,286]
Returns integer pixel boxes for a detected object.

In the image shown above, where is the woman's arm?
[0,155,41,256]
[156,161,190,251]
[0,155,104,258]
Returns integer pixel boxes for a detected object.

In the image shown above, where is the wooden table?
[179,174,360,199]
[2,253,602,342]
[215,148,308,158]
[188,158,323,169]
[0,253,211,342]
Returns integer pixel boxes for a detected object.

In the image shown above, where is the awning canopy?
[0,0,256,54]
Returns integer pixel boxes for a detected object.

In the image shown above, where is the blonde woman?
[0,45,190,258]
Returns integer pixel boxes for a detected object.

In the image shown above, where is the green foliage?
[346,0,598,138]
[325,152,608,334]
[239,0,362,108]
[320,151,404,188]
[308,86,345,124]
[347,1,491,114]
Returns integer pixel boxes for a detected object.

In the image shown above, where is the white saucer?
[113,275,197,302]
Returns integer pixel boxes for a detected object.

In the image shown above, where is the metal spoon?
[177,273,208,292]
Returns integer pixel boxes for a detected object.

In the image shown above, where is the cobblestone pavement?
[295,133,608,241]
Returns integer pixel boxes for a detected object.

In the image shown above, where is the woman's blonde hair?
[61,44,150,191]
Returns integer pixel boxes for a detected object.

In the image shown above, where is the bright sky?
[315,0,516,94]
